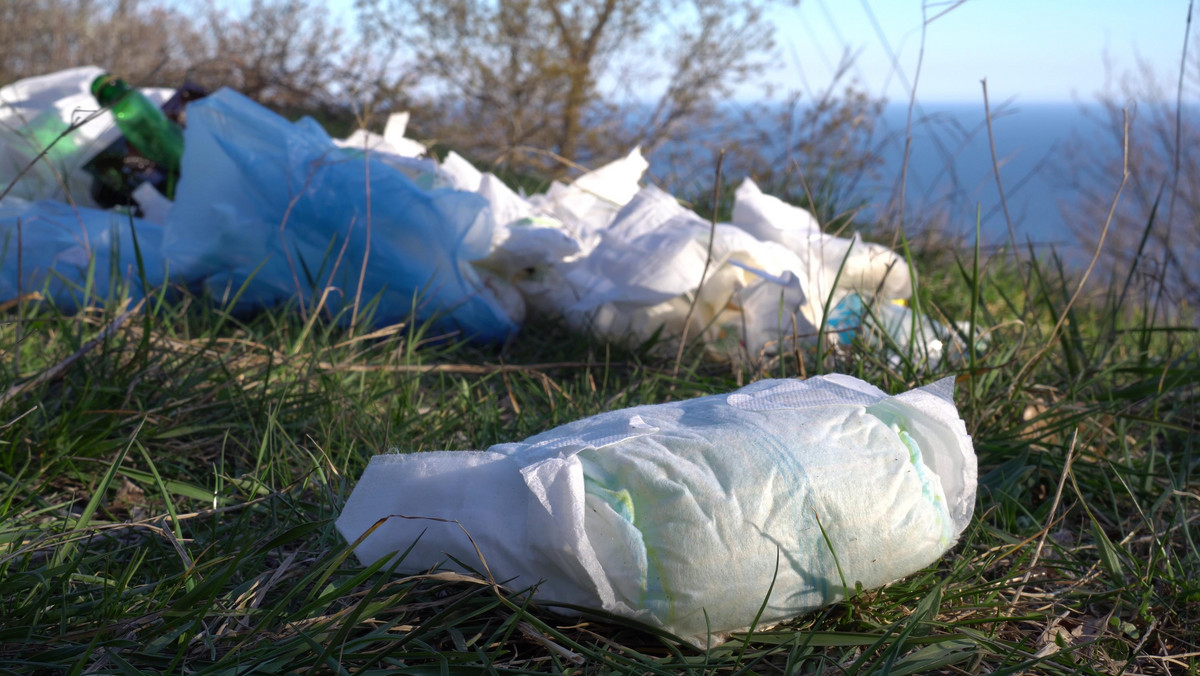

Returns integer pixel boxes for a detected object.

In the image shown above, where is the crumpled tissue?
[336,373,976,645]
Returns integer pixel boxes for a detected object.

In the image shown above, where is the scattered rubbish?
[84,75,205,208]
[731,178,913,310]
[336,374,977,645]
[546,184,812,359]
[0,66,963,361]
[0,66,171,206]
[827,292,973,366]
[1,66,981,647]
[89,73,185,198]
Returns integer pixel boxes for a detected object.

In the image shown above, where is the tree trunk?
[558,61,587,163]
[546,0,619,169]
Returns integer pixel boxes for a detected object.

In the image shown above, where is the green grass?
[0,204,1197,674]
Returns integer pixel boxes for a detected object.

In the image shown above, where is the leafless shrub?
[647,56,888,232]
[0,0,415,132]
[357,0,800,176]
[0,0,204,86]
[1061,39,1200,316]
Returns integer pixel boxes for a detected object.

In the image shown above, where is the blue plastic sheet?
[0,198,164,309]
[164,89,517,342]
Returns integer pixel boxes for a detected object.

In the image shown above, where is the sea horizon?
[638,98,1135,265]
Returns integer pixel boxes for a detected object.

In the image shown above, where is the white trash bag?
[337,374,976,645]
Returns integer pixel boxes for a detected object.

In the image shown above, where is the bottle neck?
[91,75,131,107]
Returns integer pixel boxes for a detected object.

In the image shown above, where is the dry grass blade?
[672,149,724,380]
[315,359,619,375]
[1012,430,1078,606]
[1013,110,1130,391]
[981,78,1028,288]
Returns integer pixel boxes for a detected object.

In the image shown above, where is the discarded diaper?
[336,374,977,645]
[552,185,813,359]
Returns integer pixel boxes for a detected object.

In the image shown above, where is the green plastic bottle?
[90,73,183,197]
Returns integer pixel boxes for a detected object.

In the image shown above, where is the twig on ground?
[315,360,626,375]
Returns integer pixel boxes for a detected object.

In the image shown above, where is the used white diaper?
[336,374,977,645]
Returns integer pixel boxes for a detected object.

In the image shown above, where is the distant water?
[867,102,1109,259]
[643,101,1112,263]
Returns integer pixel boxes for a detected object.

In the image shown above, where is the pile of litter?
[1,67,964,362]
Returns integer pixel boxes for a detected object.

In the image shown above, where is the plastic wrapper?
[827,292,975,366]
[337,374,977,645]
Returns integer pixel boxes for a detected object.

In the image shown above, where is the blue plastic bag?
[164,89,517,342]
[0,198,164,309]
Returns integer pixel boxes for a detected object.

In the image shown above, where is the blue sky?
[313,0,1193,105]
[771,1,1193,104]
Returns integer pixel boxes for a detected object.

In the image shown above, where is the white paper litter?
[551,185,813,358]
[527,147,648,251]
[336,374,976,645]
[333,113,446,187]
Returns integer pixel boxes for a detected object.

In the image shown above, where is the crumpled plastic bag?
[336,373,977,645]
[826,292,973,365]
[1,71,522,340]
[0,197,165,308]
[165,88,519,342]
